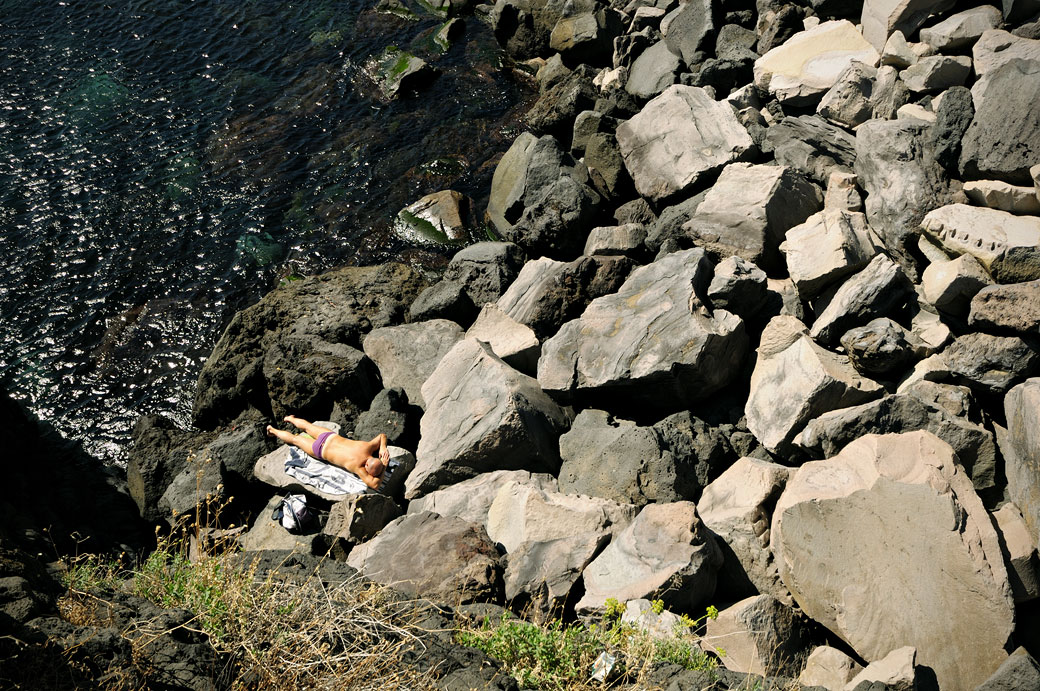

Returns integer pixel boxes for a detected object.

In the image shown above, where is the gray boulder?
[558,409,692,507]
[920,254,993,318]
[963,180,1040,215]
[809,254,915,345]
[583,223,647,258]
[972,30,1040,77]
[193,263,427,429]
[362,320,463,409]
[703,595,808,676]
[706,256,768,320]
[576,501,723,615]
[503,532,610,618]
[616,85,754,202]
[682,162,822,272]
[772,432,1014,691]
[797,393,998,492]
[526,65,599,140]
[918,5,1001,51]
[816,61,877,128]
[764,115,857,184]
[941,333,1040,394]
[899,55,971,92]
[662,0,718,67]
[353,387,416,449]
[870,64,911,119]
[347,511,502,603]
[975,647,1040,691]
[840,318,923,377]
[960,58,1040,185]
[931,85,973,173]
[538,248,748,412]
[991,502,1040,603]
[844,646,924,691]
[464,304,540,376]
[969,280,1040,334]
[128,415,214,523]
[407,338,569,499]
[393,190,473,245]
[549,10,623,66]
[239,495,317,553]
[406,469,557,526]
[799,646,863,690]
[486,481,636,552]
[860,0,956,51]
[496,255,632,341]
[854,119,950,258]
[698,457,792,603]
[504,175,601,259]
[746,316,883,453]
[626,40,681,99]
[1003,378,1040,547]
[323,493,402,545]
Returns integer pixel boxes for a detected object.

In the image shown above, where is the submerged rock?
[363,46,438,98]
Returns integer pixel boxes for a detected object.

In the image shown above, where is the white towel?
[283,447,398,496]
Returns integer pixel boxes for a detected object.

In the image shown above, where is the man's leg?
[265,425,316,455]
[283,415,332,439]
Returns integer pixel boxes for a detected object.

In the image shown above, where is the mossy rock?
[363,46,438,99]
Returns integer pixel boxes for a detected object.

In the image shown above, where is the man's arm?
[378,433,389,464]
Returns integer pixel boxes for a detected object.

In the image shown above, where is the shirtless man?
[266,415,389,490]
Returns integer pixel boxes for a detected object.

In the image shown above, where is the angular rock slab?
[406,469,556,527]
[362,319,463,409]
[464,304,539,376]
[703,595,806,677]
[798,646,863,691]
[919,6,1001,51]
[975,647,1040,691]
[745,316,883,453]
[809,254,914,344]
[576,501,722,615]
[1005,378,1040,549]
[753,20,880,106]
[992,502,1040,603]
[860,0,956,51]
[408,338,569,499]
[682,162,821,272]
[921,204,1040,283]
[772,432,1014,691]
[969,280,1040,333]
[616,85,754,202]
[972,29,1040,77]
[698,457,792,604]
[503,532,609,618]
[539,248,747,411]
[782,209,879,299]
[844,646,921,691]
[347,511,502,604]
[486,481,636,553]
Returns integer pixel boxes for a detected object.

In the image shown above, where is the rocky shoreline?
[5,0,1040,688]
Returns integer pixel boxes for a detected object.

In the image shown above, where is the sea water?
[0,0,528,463]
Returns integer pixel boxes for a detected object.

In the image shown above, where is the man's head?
[364,456,386,478]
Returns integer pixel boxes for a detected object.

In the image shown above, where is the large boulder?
[753,20,880,106]
[503,532,610,619]
[745,316,883,453]
[808,254,915,344]
[626,40,682,99]
[940,332,1040,394]
[662,0,718,67]
[816,61,878,129]
[860,0,956,51]
[960,58,1040,185]
[781,209,880,299]
[496,255,631,341]
[975,647,1040,691]
[362,319,463,409]
[921,204,1040,283]
[797,393,998,492]
[764,115,857,184]
[193,263,426,429]
[698,457,792,603]
[969,280,1040,333]
[616,85,754,203]
[576,501,723,615]
[464,304,540,375]
[972,29,1040,77]
[1004,378,1040,548]
[485,481,636,552]
[682,163,822,272]
[854,119,950,258]
[919,6,1001,51]
[558,409,693,507]
[128,415,213,523]
[406,469,556,527]
[702,595,808,677]
[538,248,748,413]
[347,511,503,603]
[407,338,569,499]
[771,432,1014,691]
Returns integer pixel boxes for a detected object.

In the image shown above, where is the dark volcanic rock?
[129,414,214,524]
[969,280,1040,334]
[410,242,527,326]
[764,115,857,184]
[931,85,973,174]
[840,317,921,377]
[942,333,1040,394]
[193,263,427,429]
[525,65,599,141]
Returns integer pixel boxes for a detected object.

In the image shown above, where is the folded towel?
[283,447,399,496]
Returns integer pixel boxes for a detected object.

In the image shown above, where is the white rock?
[698,458,792,604]
[895,102,935,121]
[823,171,863,212]
[992,502,1040,603]
[921,253,993,317]
[881,30,915,68]
[782,209,879,299]
[919,5,1001,50]
[964,180,1040,215]
[745,316,882,452]
[753,20,880,105]
[465,304,540,376]
[844,646,918,691]
[616,85,754,202]
[799,646,864,691]
[920,203,1040,283]
[486,481,636,553]
[899,54,972,92]
[772,432,1015,691]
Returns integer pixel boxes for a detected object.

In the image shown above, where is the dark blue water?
[0,0,530,463]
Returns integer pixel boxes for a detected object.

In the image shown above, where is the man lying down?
[267,415,389,490]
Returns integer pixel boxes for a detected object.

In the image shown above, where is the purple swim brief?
[311,431,334,461]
